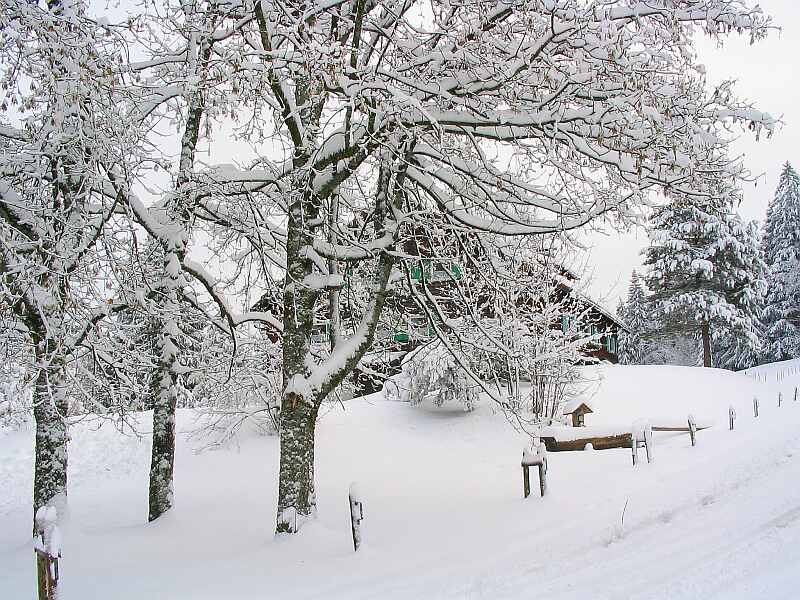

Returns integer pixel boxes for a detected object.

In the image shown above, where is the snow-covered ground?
[2,363,800,599]
[743,358,800,386]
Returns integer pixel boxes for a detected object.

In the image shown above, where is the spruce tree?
[644,183,765,368]
[761,162,800,362]
[712,217,767,370]
[617,271,649,365]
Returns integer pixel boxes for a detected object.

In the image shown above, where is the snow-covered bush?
[190,332,282,449]
[394,342,479,412]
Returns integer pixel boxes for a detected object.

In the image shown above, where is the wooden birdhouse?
[563,400,593,427]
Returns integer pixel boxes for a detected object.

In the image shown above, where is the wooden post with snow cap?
[688,414,697,447]
[348,483,364,552]
[753,396,759,418]
[631,421,653,466]
[778,392,783,407]
[34,506,60,600]
[794,387,798,403]
[521,444,547,498]
[729,406,736,431]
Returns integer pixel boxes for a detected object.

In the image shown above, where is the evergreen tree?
[712,217,767,370]
[644,182,765,368]
[761,162,800,362]
[617,271,649,365]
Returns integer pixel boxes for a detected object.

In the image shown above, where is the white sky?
[586,0,800,305]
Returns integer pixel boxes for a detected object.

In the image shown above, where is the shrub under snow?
[388,342,479,412]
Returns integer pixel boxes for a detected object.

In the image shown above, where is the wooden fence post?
[538,454,547,498]
[688,414,697,447]
[522,445,547,498]
[779,392,783,407]
[348,483,364,552]
[729,406,736,431]
[753,397,759,418]
[631,423,652,465]
[522,454,531,499]
[34,507,60,600]
[794,387,798,402]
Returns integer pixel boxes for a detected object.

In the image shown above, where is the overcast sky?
[586,0,800,305]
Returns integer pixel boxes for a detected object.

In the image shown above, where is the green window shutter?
[393,330,409,343]
[451,264,463,280]
[410,265,422,280]
[561,315,568,334]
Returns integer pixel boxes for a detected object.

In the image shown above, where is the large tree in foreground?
[0,1,138,595]
[0,0,129,521]
[185,1,774,533]
[761,162,800,362]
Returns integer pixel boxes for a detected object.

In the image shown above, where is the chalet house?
[252,242,627,395]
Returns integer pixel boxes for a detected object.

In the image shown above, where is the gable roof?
[562,399,594,415]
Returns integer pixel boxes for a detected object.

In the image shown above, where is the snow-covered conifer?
[644,178,766,368]
[617,272,649,365]
[712,218,766,370]
[761,163,800,361]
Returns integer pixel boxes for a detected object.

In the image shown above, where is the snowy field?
[2,363,800,599]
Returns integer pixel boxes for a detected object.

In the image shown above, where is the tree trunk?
[32,347,69,525]
[276,400,318,533]
[273,147,403,534]
[701,320,712,367]
[148,373,177,521]
[145,31,212,523]
[32,338,68,600]
[148,271,182,522]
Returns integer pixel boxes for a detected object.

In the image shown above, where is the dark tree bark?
[274,145,409,533]
[148,372,177,521]
[31,329,68,600]
[701,320,712,367]
[32,340,69,525]
[276,401,319,532]
[145,33,213,522]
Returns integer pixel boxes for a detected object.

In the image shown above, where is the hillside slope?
[1,364,799,599]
